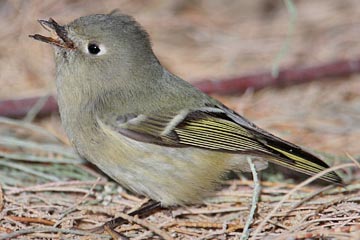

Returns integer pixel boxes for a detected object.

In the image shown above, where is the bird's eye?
[87,43,101,55]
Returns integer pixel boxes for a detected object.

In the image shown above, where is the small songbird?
[30,13,341,208]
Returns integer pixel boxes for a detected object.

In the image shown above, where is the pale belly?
[73,128,267,206]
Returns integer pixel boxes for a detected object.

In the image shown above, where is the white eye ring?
[86,43,107,56]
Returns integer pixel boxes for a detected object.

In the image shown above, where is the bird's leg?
[89,199,162,234]
[106,199,161,229]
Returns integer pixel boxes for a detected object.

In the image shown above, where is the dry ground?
[0,0,359,239]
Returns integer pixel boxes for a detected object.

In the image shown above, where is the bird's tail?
[260,136,342,184]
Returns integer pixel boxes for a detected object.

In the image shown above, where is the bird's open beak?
[29,18,75,49]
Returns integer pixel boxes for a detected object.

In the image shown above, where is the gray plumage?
[30,13,341,206]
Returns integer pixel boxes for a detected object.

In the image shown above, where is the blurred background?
[0,0,359,156]
[0,1,359,238]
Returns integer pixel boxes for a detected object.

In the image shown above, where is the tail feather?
[262,137,342,184]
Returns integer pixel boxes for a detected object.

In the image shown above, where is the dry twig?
[111,213,174,240]
[1,58,360,118]
[252,163,356,239]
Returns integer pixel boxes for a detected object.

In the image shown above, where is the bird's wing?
[97,105,342,184]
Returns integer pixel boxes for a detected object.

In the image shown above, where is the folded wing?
[98,105,342,184]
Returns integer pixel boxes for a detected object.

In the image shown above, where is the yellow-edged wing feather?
[100,107,342,184]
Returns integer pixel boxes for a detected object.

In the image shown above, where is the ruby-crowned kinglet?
[30,13,341,206]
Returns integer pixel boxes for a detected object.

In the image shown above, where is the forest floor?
[0,1,359,239]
